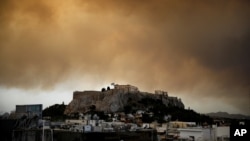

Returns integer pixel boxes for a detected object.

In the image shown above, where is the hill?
[64,85,213,123]
[206,112,250,120]
[64,87,184,115]
[43,103,67,121]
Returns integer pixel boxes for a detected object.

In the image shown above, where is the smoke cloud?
[0,0,249,114]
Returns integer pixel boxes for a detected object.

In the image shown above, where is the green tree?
[101,88,106,92]
[124,105,132,114]
[42,104,67,121]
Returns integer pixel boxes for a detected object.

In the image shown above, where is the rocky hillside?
[64,89,184,115]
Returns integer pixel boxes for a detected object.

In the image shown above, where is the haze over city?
[0,0,249,115]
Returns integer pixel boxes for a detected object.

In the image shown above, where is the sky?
[0,0,249,115]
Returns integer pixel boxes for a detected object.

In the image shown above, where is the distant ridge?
[206,112,250,119]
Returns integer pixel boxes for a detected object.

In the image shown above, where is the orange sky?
[0,0,249,115]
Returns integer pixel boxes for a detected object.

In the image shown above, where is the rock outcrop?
[64,88,184,115]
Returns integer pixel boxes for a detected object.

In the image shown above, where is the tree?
[89,105,96,111]
[142,113,154,123]
[42,104,67,121]
[124,105,133,114]
[107,86,110,90]
[101,88,106,92]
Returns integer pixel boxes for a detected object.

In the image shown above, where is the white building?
[177,126,229,141]
[215,126,230,141]
[178,127,216,141]
[84,125,91,132]
[65,119,86,125]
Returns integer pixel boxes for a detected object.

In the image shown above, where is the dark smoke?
[0,0,249,114]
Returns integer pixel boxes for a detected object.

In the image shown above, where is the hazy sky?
[0,0,249,115]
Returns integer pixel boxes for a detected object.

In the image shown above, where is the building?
[16,104,43,118]
[114,84,139,93]
[215,126,230,141]
[177,127,216,141]
[155,90,168,96]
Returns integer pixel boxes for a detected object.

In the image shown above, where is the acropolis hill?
[64,84,184,115]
